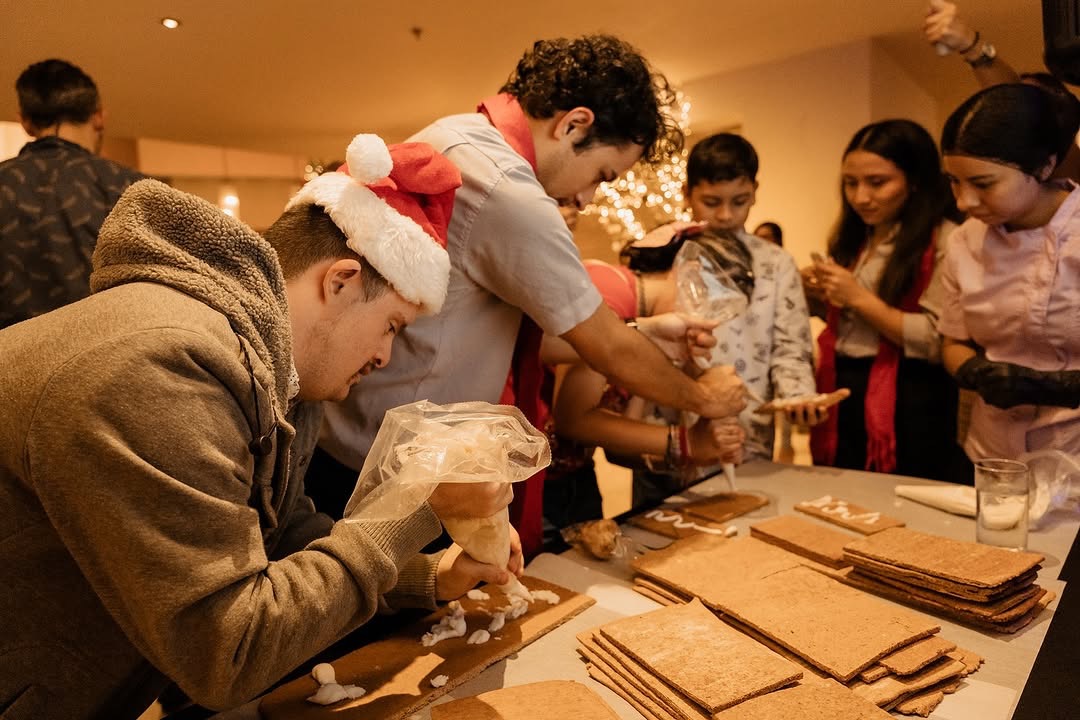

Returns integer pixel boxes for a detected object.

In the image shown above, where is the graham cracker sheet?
[633,578,689,606]
[631,534,826,605]
[749,514,857,569]
[876,635,957,676]
[893,689,944,717]
[945,647,984,676]
[579,630,709,720]
[794,495,905,534]
[578,645,678,720]
[710,681,894,719]
[704,565,940,682]
[850,656,966,707]
[892,678,963,717]
[587,663,673,720]
[845,554,1039,601]
[718,614,832,683]
[722,613,978,713]
[598,599,803,712]
[429,680,620,720]
[633,584,680,607]
[843,526,1045,588]
[679,492,769,524]
[628,507,733,539]
[258,576,594,720]
[859,666,890,683]
[852,567,1043,617]
[840,569,1048,632]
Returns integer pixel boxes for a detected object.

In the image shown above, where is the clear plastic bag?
[344,400,550,569]
[1021,449,1080,527]
[673,240,748,371]
[674,240,748,326]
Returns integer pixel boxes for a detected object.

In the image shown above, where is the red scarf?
[479,94,548,559]
[810,241,936,473]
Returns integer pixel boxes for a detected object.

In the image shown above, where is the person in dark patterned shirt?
[0,58,144,329]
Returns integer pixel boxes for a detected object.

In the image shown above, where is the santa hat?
[286,134,461,314]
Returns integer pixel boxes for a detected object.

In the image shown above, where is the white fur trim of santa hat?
[285,135,451,314]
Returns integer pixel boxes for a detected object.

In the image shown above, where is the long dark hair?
[829,119,955,306]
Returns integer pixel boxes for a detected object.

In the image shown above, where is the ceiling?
[0,1,1041,161]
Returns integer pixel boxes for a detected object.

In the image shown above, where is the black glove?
[955,355,1080,410]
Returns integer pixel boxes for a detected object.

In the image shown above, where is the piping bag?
[672,239,750,490]
[344,400,551,599]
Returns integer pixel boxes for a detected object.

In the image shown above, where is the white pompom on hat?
[286,134,461,314]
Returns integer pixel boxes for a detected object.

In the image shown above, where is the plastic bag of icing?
[344,400,550,572]
[1021,449,1080,527]
[674,240,748,324]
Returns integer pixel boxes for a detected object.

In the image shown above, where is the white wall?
[169,177,302,233]
[0,121,31,161]
[870,43,940,137]
[574,38,946,270]
[680,40,873,267]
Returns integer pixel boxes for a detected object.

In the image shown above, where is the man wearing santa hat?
[316,35,748,555]
[0,135,518,720]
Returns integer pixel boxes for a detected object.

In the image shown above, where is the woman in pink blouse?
[939,83,1080,460]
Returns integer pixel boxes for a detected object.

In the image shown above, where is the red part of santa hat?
[286,134,461,314]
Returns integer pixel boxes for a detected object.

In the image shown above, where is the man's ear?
[90,108,106,132]
[16,113,36,137]
[553,107,596,143]
[1037,155,1058,182]
[322,257,364,306]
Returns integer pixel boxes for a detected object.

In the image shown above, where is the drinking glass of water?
[974,458,1030,551]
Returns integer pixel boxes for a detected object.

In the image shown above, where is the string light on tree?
[586,92,693,247]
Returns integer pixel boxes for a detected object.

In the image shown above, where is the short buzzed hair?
[16,59,100,130]
[263,203,390,301]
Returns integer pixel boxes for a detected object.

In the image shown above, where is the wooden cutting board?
[258,577,593,720]
[430,680,619,720]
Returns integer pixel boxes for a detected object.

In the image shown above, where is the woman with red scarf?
[803,119,971,482]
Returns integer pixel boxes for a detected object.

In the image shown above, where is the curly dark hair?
[499,35,683,164]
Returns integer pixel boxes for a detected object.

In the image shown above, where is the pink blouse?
[939,184,1080,459]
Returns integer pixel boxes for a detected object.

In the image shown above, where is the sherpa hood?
[91,179,293,412]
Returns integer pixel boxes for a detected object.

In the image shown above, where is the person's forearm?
[559,407,668,457]
[586,323,709,414]
[540,334,578,365]
[849,291,905,347]
[943,337,977,376]
[972,59,1020,87]
[563,307,713,415]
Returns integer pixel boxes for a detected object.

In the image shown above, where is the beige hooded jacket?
[0,180,442,720]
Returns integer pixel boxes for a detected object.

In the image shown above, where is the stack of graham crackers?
[576,598,896,719]
[752,498,1056,634]
[840,526,1051,633]
[629,534,983,716]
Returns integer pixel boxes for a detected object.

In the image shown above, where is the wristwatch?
[965,41,997,68]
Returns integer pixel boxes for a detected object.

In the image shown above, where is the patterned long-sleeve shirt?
[0,137,144,329]
[708,230,816,458]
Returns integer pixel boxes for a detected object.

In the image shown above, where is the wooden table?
[213,460,1078,720]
